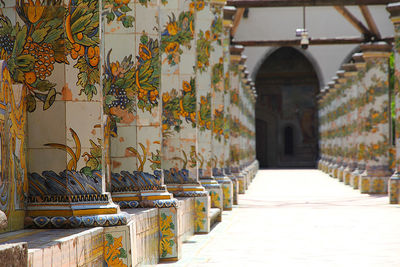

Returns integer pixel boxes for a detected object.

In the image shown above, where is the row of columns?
[319,3,400,204]
[0,0,258,261]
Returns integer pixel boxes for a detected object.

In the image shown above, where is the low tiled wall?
[177,197,195,243]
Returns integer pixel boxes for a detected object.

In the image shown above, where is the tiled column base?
[237,173,246,194]
[215,176,233,211]
[177,198,195,242]
[332,165,339,178]
[194,195,211,234]
[243,170,250,190]
[201,179,223,222]
[337,166,345,182]
[228,175,239,205]
[389,174,400,204]
[343,170,352,185]
[350,171,361,189]
[359,176,389,194]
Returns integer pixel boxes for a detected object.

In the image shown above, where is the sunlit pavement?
[159,169,400,267]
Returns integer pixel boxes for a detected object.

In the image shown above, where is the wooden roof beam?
[359,5,381,40]
[227,0,396,8]
[231,8,245,37]
[232,36,394,46]
[334,6,372,37]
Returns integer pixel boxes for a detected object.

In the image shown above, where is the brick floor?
[160,169,400,267]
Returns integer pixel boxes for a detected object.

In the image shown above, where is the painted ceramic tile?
[159,207,179,260]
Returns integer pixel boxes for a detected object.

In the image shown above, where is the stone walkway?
[160,169,400,267]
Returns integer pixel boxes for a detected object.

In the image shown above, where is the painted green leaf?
[15,54,35,72]
[36,80,56,92]
[44,28,63,44]
[26,94,36,112]
[13,25,27,56]
[122,16,134,28]
[106,12,115,24]
[43,88,57,110]
[31,27,51,43]
[71,13,92,33]
[120,5,132,13]
[12,69,24,83]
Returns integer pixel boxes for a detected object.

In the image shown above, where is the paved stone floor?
[160,169,400,267]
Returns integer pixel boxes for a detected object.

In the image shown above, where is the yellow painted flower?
[139,44,152,61]
[167,22,178,36]
[183,81,191,92]
[210,191,220,207]
[223,185,230,207]
[159,214,174,256]
[205,30,211,40]
[25,0,45,23]
[162,92,170,103]
[165,42,179,54]
[361,179,370,192]
[195,201,206,231]
[190,112,196,123]
[200,96,207,105]
[196,0,205,10]
[373,179,384,193]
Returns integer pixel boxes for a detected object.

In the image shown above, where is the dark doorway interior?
[255,47,319,168]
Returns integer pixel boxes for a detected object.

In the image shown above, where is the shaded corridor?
[161,170,400,266]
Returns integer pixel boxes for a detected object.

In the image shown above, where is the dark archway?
[255,47,319,168]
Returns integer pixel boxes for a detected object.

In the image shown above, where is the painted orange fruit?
[89,56,99,67]
[87,46,95,59]
[24,72,36,84]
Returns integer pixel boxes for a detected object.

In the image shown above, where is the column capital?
[223,6,236,28]
[387,3,400,23]
[360,42,392,58]
[342,63,358,77]
[336,70,346,84]
[352,52,367,71]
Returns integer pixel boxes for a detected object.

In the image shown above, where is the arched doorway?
[255,47,319,168]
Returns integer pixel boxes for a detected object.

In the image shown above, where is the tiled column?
[228,45,243,201]
[341,63,359,185]
[237,62,248,193]
[14,0,128,228]
[101,0,186,261]
[158,0,210,233]
[359,43,392,194]
[209,1,234,212]
[318,88,329,172]
[387,3,400,204]
[350,53,367,189]
[326,79,338,175]
[220,6,237,209]
[317,87,327,171]
[333,71,346,179]
[195,0,223,216]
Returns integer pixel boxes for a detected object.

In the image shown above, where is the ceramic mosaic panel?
[103,223,134,267]
[159,206,180,261]
[196,0,214,179]
[194,195,210,233]
[359,47,391,193]
[160,0,203,188]
[0,61,27,232]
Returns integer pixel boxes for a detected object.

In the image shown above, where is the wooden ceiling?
[227,0,397,8]
[228,1,394,46]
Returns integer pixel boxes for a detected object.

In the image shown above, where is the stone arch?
[251,47,324,88]
[255,47,319,168]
